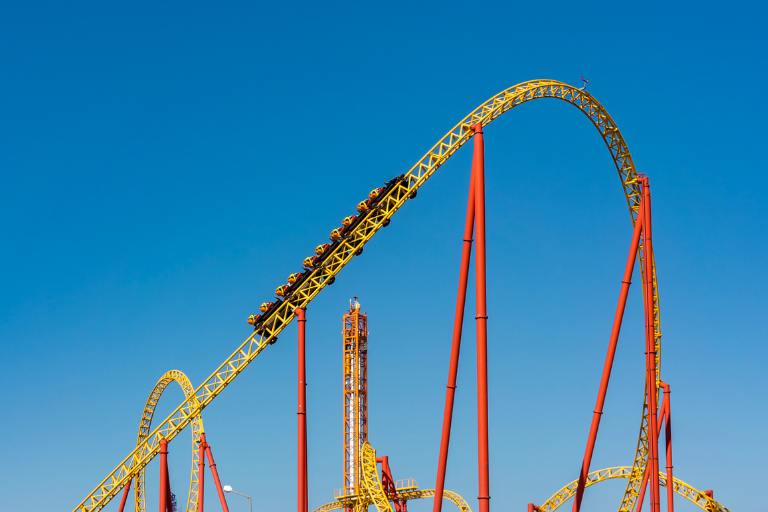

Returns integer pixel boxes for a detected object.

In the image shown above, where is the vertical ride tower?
[342,297,369,507]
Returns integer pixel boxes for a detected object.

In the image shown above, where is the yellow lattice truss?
[74,80,677,512]
[538,466,729,512]
[314,442,472,512]
[360,442,392,512]
[134,370,204,512]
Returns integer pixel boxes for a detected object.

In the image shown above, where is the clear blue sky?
[1,2,765,511]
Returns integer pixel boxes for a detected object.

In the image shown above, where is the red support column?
[297,307,309,512]
[205,443,231,512]
[661,383,674,512]
[432,148,477,512]
[572,212,644,512]
[166,471,173,512]
[159,439,169,512]
[472,123,490,512]
[198,434,206,512]
[117,478,132,512]
[634,400,668,512]
[640,176,661,512]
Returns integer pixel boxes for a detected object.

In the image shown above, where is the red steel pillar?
[572,211,644,512]
[198,434,206,512]
[472,123,490,512]
[159,439,169,512]
[205,443,231,512]
[432,145,477,512]
[640,176,661,512]
[661,382,674,512]
[117,479,132,512]
[633,399,669,512]
[297,307,309,512]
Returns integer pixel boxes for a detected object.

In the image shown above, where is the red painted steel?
[472,123,490,512]
[432,145,477,512]
[159,439,169,512]
[117,478,131,512]
[297,307,309,512]
[378,456,407,512]
[572,207,644,512]
[205,442,231,512]
[640,177,662,512]
[661,382,675,512]
[198,435,206,512]
[633,399,669,512]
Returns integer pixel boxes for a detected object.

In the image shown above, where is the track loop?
[539,466,729,512]
[135,370,204,512]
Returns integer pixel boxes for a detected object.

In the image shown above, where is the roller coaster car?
[375,175,406,203]
[282,269,310,296]
[368,187,384,200]
[306,242,335,270]
[275,284,290,297]
[254,299,283,335]
[342,215,357,227]
[330,227,345,241]
[357,199,371,213]
[382,174,405,191]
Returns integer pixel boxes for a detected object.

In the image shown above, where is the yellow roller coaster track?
[313,488,471,512]
[134,370,204,512]
[73,80,663,512]
[538,466,729,512]
[314,441,472,512]
[361,442,395,512]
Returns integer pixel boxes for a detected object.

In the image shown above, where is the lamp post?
[223,485,252,512]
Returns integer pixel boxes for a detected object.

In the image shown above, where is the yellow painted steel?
[538,466,729,512]
[314,488,472,512]
[73,80,663,512]
[360,442,393,512]
[394,489,472,512]
[135,370,204,512]
[316,441,472,512]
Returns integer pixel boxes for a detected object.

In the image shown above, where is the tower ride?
[314,299,471,512]
[342,298,369,504]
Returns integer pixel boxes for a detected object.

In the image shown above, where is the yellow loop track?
[315,441,472,512]
[313,488,472,512]
[74,80,671,512]
[360,442,394,512]
[135,370,204,512]
[539,466,729,512]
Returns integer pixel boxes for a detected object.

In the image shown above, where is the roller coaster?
[71,79,730,512]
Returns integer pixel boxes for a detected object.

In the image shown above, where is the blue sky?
[1,2,765,511]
